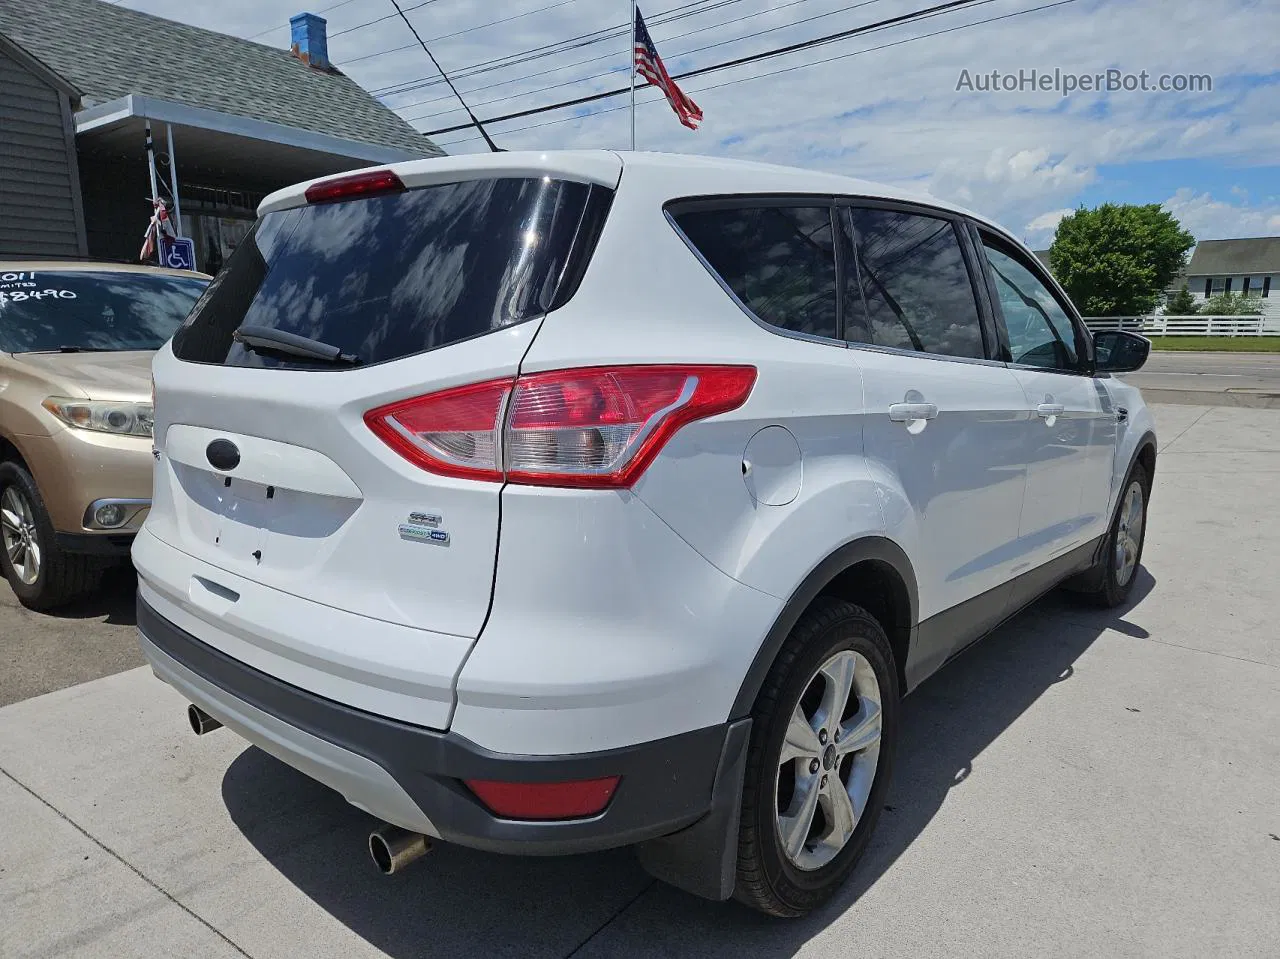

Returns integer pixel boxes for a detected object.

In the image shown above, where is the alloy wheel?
[1113,481,1145,588]
[775,649,883,871]
[0,486,41,586]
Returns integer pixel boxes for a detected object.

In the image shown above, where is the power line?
[370,0,740,98]
[423,0,991,136]
[432,0,1081,148]
[329,0,442,40]
[384,0,500,151]
[397,0,823,116]
[372,0,740,96]
[408,0,881,123]
[244,0,362,42]
[337,0,580,67]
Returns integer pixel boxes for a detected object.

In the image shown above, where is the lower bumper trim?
[137,596,732,855]
[56,531,135,556]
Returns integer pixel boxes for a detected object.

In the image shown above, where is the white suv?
[135,151,1156,917]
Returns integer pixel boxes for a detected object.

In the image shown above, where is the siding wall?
[0,45,86,258]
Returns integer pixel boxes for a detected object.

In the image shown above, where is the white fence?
[1083,315,1279,336]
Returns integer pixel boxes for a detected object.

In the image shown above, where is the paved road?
[1124,351,1280,399]
[0,564,138,707]
[1,404,1278,958]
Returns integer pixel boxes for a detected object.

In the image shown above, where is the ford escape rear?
[136,151,1156,917]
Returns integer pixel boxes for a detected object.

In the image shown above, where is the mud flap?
[634,717,751,901]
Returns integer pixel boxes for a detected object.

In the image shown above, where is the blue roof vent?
[289,12,330,70]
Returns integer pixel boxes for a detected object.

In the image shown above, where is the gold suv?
[0,261,208,608]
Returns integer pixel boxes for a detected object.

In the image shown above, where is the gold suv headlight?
[42,397,154,437]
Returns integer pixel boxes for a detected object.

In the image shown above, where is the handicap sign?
[159,236,196,271]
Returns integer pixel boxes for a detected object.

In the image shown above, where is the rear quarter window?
[671,204,839,341]
[172,177,607,368]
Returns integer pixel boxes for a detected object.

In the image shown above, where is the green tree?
[1049,204,1195,316]
[1198,291,1264,316]
[1165,285,1200,314]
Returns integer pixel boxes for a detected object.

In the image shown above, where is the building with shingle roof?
[1180,238,1278,322]
[0,0,441,270]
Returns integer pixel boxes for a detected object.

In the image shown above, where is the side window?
[673,205,838,340]
[841,207,985,359]
[980,239,1080,371]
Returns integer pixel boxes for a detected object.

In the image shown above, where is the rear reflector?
[304,169,405,204]
[365,365,756,489]
[464,776,620,820]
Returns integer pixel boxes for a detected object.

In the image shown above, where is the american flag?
[634,7,703,130]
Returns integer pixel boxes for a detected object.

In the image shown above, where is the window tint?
[842,208,985,359]
[0,271,207,353]
[172,178,600,368]
[981,240,1079,371]
[674,205,838,340]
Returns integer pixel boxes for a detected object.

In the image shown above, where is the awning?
[74,94,425,184]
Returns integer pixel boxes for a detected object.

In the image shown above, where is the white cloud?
[1024,208,1074,245]
[121,0,1280,236]
[1163,188,1280,241]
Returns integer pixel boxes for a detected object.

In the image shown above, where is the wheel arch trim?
[1130,430,1157,478]
[730,536,918,719]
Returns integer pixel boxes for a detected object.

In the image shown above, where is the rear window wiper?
[232,325,361,366]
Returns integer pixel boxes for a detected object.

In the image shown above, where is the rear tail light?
[365,365,756,489]
[365,377,512,482]
[465,776,620,820]
[304,169,405,204]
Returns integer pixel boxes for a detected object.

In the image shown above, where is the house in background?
[1183,237,1278,304]
[0,0,441,272]
[1033,240,1278,327]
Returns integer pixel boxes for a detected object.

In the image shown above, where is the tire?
[1071,463,1150,609]
[733,596,900,917]
[0,462,102,610]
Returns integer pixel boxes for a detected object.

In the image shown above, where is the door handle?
[1037,403,1066,418]
[888,403,938,422]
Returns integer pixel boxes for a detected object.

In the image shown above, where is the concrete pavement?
[1123,351,1280,408]
[1,404,1278,958]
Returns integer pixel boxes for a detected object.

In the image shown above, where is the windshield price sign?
[0,273,78,304]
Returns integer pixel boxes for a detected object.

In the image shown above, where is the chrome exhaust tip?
[369,824,432,875]
[187,704,222,735]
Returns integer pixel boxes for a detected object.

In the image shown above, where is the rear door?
[838,203,1030,677]
[147,171,614,640]
[972,229,1114,571]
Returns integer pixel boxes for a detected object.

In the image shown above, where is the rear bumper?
[138,596,738,855]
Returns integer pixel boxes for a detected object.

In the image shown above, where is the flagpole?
[629,0,637,150]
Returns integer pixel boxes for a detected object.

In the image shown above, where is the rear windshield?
[0,270,208,354]
[172,177,607,369]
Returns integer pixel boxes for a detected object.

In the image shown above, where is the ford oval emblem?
[206,439,241,471]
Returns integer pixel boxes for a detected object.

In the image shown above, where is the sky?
[119,0,1279,248]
